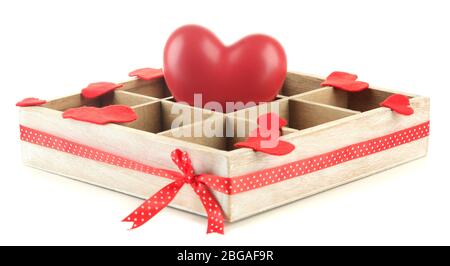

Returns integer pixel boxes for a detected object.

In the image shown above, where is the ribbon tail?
[191,182,225,234]
[122,180,184,229]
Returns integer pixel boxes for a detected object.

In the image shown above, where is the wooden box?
[19,71,430,222]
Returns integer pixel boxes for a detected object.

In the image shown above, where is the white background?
[1,0,449,245]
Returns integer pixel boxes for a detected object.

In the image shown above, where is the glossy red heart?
[62,105,137,125]
[81,82,123,99]
[16,97,46,107]
[380,94,414,115]
[163,25,287,111]
[321,71,369,92]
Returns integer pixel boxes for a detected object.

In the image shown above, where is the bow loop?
[124,149,225,234]
[171,149,195,182]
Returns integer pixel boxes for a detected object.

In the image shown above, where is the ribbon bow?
[122,149,225,234]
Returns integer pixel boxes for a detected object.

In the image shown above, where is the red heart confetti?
[380,94,414,115]
[81,82,123,99]
[16,97,47,107]
[234,113,295,155]
[321,71,369,92]
[128,68,164,81]
[235,136,295,156]
[62,105,137,125]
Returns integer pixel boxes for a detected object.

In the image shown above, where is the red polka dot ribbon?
[19,121,430,234]
[19,126,224,234]
[230,121,430,194]
[121,149,225,234]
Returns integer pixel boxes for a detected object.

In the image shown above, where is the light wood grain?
[19,71,430,222]
[43,90,155,111]
[296,87,349,108]
[124,102,161,133]
[19,107,230,175]
[43,93,100,111]
[228,137,428,221]
[159,116,258,151]
[108,91,157,106]
[288,99,359,130]
[281,71,324,96]
[227,97,430,176]
[123,78,172,98]
[229,98,289,123]
[21,141,230,218]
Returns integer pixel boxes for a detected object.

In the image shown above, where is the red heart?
[62,105,137,125]
[234,113,295,156]
[380,94,414,115]
[163,25,287,111]
[81,82,123,99]
[129,68,164,81]
[234,137,295,156]
[16,97,46,107]
[321,71,369,92]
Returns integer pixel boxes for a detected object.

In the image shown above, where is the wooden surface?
[229,137,428,221]
[227,97,429,176]
[19,71,430,222]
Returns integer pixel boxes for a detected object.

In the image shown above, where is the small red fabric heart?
[234,137,295,156]
[380,94,414,115]
[234,113,295,156]
[129,68,164,81]
[16,97,46,107]
[163,25,287,111]
[81,82,123,99]
[62,105,137,125]
[321,71,369,92]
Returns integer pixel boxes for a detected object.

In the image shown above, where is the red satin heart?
[16,97,46,107]
[81,82,123,99]
[380,94,414,115]
[235,137,295,156]
[321,71,369,92]
[234,113,295,155]
[62,105,137,124]
[129,68,164,81]
[163,25,287,111]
